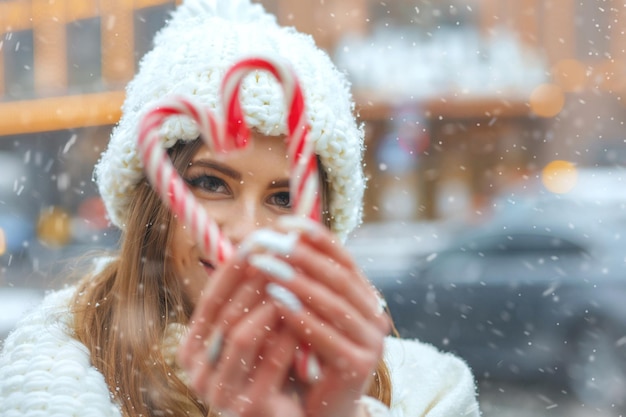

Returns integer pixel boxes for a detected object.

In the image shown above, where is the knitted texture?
[359,395,393,417]
[0,287,122,417]
[95,0,365,242]
[383,337,482,417]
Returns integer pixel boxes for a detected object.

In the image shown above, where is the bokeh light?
[37,206,72,247]
[590,60,623,91]
[529,83,565,118]
[541,160,578,194]
[77,197,109,230]
[552,59,587,92]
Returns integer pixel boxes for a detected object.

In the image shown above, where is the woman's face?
[170,134,292,305]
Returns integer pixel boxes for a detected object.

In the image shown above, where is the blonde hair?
[73,139,392,416]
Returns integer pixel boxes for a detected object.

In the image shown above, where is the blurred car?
[352,196,626,410]
[346,220,461,279]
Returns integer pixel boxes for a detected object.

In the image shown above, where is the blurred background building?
[0,0,625,282]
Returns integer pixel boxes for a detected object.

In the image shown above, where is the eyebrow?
[189,160,241,181]
[190,159,290,189]
[269,179,290,190]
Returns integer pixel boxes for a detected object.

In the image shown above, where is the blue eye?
[269,192,292,209]
[186,175,228,194]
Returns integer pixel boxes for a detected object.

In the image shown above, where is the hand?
[177,216,391,417]
[175,251,304,416]
[263,216,391,417]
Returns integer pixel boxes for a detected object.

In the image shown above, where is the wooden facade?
[1,0,625,221]
[1,0,625,135]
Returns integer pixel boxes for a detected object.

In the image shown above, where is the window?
[3,30,34,99]
[67,17,102,92]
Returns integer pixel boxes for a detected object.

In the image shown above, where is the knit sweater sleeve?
[0,287,123,417]
[384,336,481,417]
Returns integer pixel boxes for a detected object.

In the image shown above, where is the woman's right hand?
[177,247,308,417]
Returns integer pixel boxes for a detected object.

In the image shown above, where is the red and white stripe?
[222,56,321,221]
[137,56,321,383]
[138,56,320,265]
[137,97,233,263]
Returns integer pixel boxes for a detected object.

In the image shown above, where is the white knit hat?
[95,0,365,242]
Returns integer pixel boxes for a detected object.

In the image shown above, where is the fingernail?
[305,353,322,383]
[238,229,298,259]
[249,254,295,282]
[205,329,224,366]
[295,348,322,384]
[277,215,321,236]
[266,283,302,313]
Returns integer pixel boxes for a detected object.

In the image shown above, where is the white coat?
[0,287,481,416]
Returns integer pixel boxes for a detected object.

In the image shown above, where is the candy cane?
[222,57,321,221]
[137,55,321,383]
[138,97,234,263]
[138,57,320,265]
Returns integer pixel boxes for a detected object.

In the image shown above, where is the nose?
[219,199,266,248]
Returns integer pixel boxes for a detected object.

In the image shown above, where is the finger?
[249,243,388,329]
[211,270,266,333]
[276,216,387,321]
[216,329,301,417]
[203,302,281,404]
[265,278,387,348]
[276,215,356,268]
[201,267,269,377]
[267,284,386,371]
[244,329,300,412]
[237,228,299,259]
[236,226,386,324]
[178,256,249,369]
[293,246,386,324]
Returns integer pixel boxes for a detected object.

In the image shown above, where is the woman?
[0,1,481,416]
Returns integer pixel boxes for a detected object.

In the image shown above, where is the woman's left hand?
[260,215,391,417]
